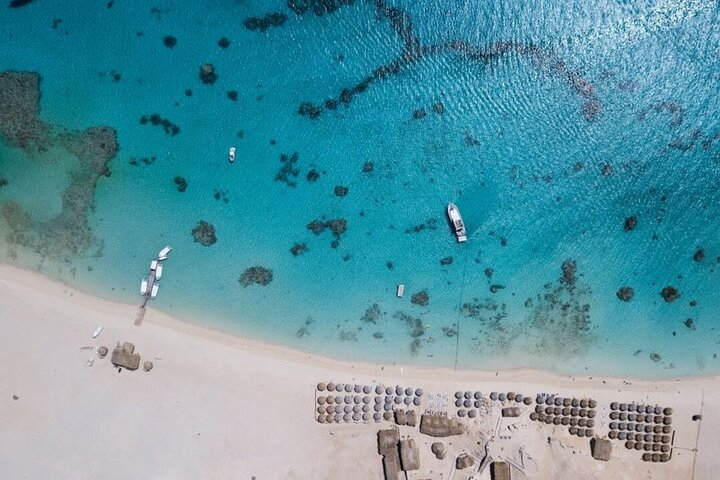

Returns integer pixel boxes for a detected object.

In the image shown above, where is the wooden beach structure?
[135,245,171,326]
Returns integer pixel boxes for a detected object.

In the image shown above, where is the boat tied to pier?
[447,202,467,243]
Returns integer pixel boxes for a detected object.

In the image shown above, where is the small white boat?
[150,259,158,271]
[151,283,159,299]
[228,146,236,163]
[396,284,405,298]
[155,263,163,280]
[91,325,104,339]
[158,245,172,261]
[447,202,467,243]
[141,277,148,295]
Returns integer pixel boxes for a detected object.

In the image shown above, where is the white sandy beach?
[1,263,719,480]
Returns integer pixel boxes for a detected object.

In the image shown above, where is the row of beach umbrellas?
[317,382,423,397]
[610,402,672,416]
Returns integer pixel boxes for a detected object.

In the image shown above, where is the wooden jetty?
[135,246,171,326]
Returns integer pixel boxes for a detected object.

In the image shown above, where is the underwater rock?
[464,133,481,147]
[624,216,637,232]
[128,156,156,166]
[191,220,217,246]
[693,248,705,262]
[239,266,273,287]
[9,0,34,8]
[140,114,180,136]
[601,164,613,176]
[243,12,287,32]
[174,176,187,192]
[324,99,338,110]
[411,290,429,307]
[334,185,348,197]
[484,267,494,278]
[489,284,505,294]
[394,311,425,337]
[404,218,437,234]
[0,178,7,188]
[162,35,177,48]
[184,89,192,96]
[275,152,300,187]
[616,287,634,302]
[227,90,238,101]
[432,102,444,115]
[361,303,382,324]
[218,37,231,49]
[307,217,348,246]
[440,256,453,266]
[660,286,680,303]
[199,63,217,85]
[306,169,320,182]
[412,108,427,120]
[442,326,457,337]
[362,161,374,173]
[386,261,393,270]
[290,242,307,256]
[684,318,696,330]
[561,260,577,286]
[298,102,321,119]
[0,71,51,151]
[637,101,684,128]
[650,353,661,363]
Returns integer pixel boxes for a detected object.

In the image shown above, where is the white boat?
[155,263,163,280]
[228,146,236,163]
[151,283,159,299]
[447,202,467,242]
[158,245,172,261]
[141,277,148,295]
[396,284,405,298]
[91,325,104,339]
[150,259,158,271]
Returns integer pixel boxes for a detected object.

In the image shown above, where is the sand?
[1,263,719,480]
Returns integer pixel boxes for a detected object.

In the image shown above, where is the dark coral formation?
[191,220,217,246]
[275,152,300,187]
[227,90,238,101]
[0,71,51,150]
[334,185,348,197]
[3,125,118,261]
[361,303,383,324]
[616,286,634,302]
[0,177,7,188]
[290,242,307,256]
[129,156,156,166]
[432,102,444,115]
[307,217,347,247]
[306,168,321,182]
[287,0,357,16]
[162,35,177,48]
[684,318,696,330]
[239,266,273,287]
[412,108,427,120]
[637,101,684,128]
[9,0,34,8]
[218,37,231,49]
[660,286,680,303]
[281,0,601,122]
[405,218,437,234]
[140,114,180,136]
[693,248,705,262]
[362,161,374,173]
[624,216,637,232]
[393,311,430,354]
[440,256,453,266]
[199,64,217,85]
[411,289,429,307]
[174,176,187,192]
[243,12,287,32]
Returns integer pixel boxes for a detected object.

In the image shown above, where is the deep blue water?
[1,0,719,377]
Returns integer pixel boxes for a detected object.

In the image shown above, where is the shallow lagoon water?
[1,0,719,377]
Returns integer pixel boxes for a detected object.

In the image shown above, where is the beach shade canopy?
[404,397,412,405]
[345,384,353,393]
[664,407,673,416]
[474,391,482,400]
[336,383,344,392]
[455,391,463,399]
[384,412,393,421]
[464,399,472,408]
[415,388,423,396]
[363,385,371,394]
[374,413,382,421]
[563,398,571,407]
[405,387,413,396]
[458,409,466,417]
[530,412,539,421]
[611,402,619,410]
[353,405,362,413]
[327,382,336,392]
[97,346,108,358]
[413,397,421,406]
[663,417,672,425]
[490,392,498,401]
[374,404,382,412]
[353,395,361,404]
[354,385,362,393]
[376,385,384,395]
[394,397,402,405]
[455,399,463,408]
[609,431,618,440]
[465,391,472,399]
[344,405,352,414]
[498,393,507,401]
[536,394,545,404]
[554,397,562,407]
[352,413,361,421]
[524,397,533,405]
[468,409,477,418]
[645,405,653,414]
[546,396,555,406]
[386,387,394,395]
[620,403,628,411]
[317,382,327,391]
[396,386,404,395]
[589,399,597,408]
[431,442,446,460]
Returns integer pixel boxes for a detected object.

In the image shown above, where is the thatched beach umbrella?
[455,399,463,408]
[464,399,472,408]
[336,383,344,392]
[554,397,562,407]
[645,425,654,433]
[610,412,619,420]
[363,396,370,404]
[394,397,402,405]
[415,388,423,396]
[580,399,589,408]
[587,419,595,428]
[362,413,369,422]
[610,422,618,430]
[578,418,587,428]
[576,428,585,437]
[620,403,628,411]
[546,396,555,406]
[585,429,594,437]
[326,406,335,414]
[661,453,669,462]
[663,417,672,425]
[458,409,466,417]
[374,404,382,412]
[326,414,335,423]
[570,398,578,407]
[609,431,618,440]
[562,407,571,416]
[562,398,570,407]
[662,425,671,434]
[635,424,644,432]
[634,442,643,451]
[383,412,393,421]
[354,385,362,393]
[499,393,507,401]
[653,425,662,434]
[455,391,464,399]
[413,397,421,406]
[465,391,473,399]
[652,442,661,451]
[317,382,327,392]
[353,405,362,414]
[353,395,361,404]
[373,412,382,422]
[363,385,371,394]
[588,410,596,419]
[327,382,336,392]
[653,434,661,443]
[544,407,553,415]
[535,406,544,414]
[405,387,413,396]
[530,412,539,421]
[569,426,578,435]
[589,399,597,409]
[628,413,636,422]
[507,392,516,401]
[474,400,482,408]
[317,415,326,424]
[570,418,579,426]
[637,404,644,413]
[661,435,670,444]
[344,405,352,414]
[645,414,654,423]
[404,397,411,405]
[554,407,562,415]
[468,409,477,418]
[553,417,561,425]
[317,406,326,414]
[661,444,670,453]
[571,408,579,417]
[385,386,393,395]
[620,412,628,421]
[637,414,645,423]
[538,413,546,422]
[344,384,353,393]
[318,396,327,405]
[611,402,619,410]
[664,407,673,416]
[561,417,570,426]
[545,416,553,424]
[536,394,545,404]
[642,453,652,462]
[580,409,588,418]
[376,385,384,395]
[524,397,532,406]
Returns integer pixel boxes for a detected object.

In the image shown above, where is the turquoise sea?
[1,0,719,377]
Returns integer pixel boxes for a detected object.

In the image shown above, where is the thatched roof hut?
[456,454,475,470]
[431,442,445,459]
[490,461,511,480]
[502,407,521,418]
[591,437,611,461]
[399,438,420,471]
[393,408,406,425]
[406,410,417,427]
[110,342,141,370]
[377,428,401,480]
[419,413,464,437]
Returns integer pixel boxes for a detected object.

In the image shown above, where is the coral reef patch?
[0,71,51,150]
[191,220,217,246]
[139,114,180,136]
[243,12,287,32]
[275,152,300,187]
[239,266,274,287]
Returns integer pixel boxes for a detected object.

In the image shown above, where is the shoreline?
[2,262,720,479]
[2,262,717,384]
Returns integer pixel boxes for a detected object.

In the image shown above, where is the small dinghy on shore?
[447,202,467,242]
[92,325,104,339]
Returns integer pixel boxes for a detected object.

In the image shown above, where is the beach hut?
[110,342,141,371]
[419,414,464,437]
[406,410,417,427]
[399,438,420,471]
[490,461,511,480]
[502,407,521,418]
[377,428,401,480]
[456,454,475,470]
[395,409,407,426]
[591,438,612,461]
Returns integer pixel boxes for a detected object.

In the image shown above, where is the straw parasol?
[405,387,413,396]
[611,402,619,410]
[383,412,393,421]
[546,396,555,406]
[336,383,344,392]
[653,434,661,443]
[553,417,561,425]
[618,432,627,441]
[620,412,628,421]
[464,399,472,408]
[662,425,671,434]
[628,413,636,422]
[431,442,446,460]
[458,409,466,417]
[545,416,553,425]
[571,408,580,417]
[363,396,371,404]
[609,431,618,440]
[652,442,661,451]
[553,397,562,407]
[562,407,571,416]
[376,385,384,395]
[354,385,362,393]
[363,385,371,394]
[580,409,588,418]
[538,413,546,422]
[664,407,673,416]
[645,414,654,423]
[620,403,628,411]
[569,426,578,435]
[580,399,589,408]
[653,425,662,434]
[353,413,361,421]
[524,397,532,405]
[353,405,362,414]
[588,410,597,419]
[404,397,411,405]
[468,409,477,418]
[570,418,579,426]
[317,382,327,392]
[642,453,652,462]
[373,412,382,422]
[637,414,645,423]
[636,404,644,413]
[507,392,516,401]
[645,425,653,433]
[635,424,644,432]
[578,418,587,428]
[344,405,352,414]
[498,393,507,401]
[634,442,643,451]
[589,399,597,409]
[554,407,562,415]
[465,391,473,399]
[645,405,653,414]
[587,419,595,428]
[661,453,669,462]
[327,382,336,392]
[317,406,325,414]
[415,388,424,396]
[455,391,463,399]
[536,394,545,404]
[663,417,672,425]
[562,398,571,407]
[576,428,586,437]
[455,399,463,408]
[326,406,335,414]
[661,444,670,453]
[586,429,594,437]
[413,397,421,406]
[610,412,619,420]
[345,384,353,393]
[561,417,570,426]
[317,415,326,424]
[353,395,361,404]
[318,396,327,405]
[661,435,670,444]
[530,412,539,421]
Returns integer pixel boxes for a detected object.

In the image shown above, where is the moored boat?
[447,202,467,242]
[155,263,163,280]
[229,146,236,163]
[158,245,172,261]
[397,284,405,298]
[151,283,159,299]
[140,277,148,295]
